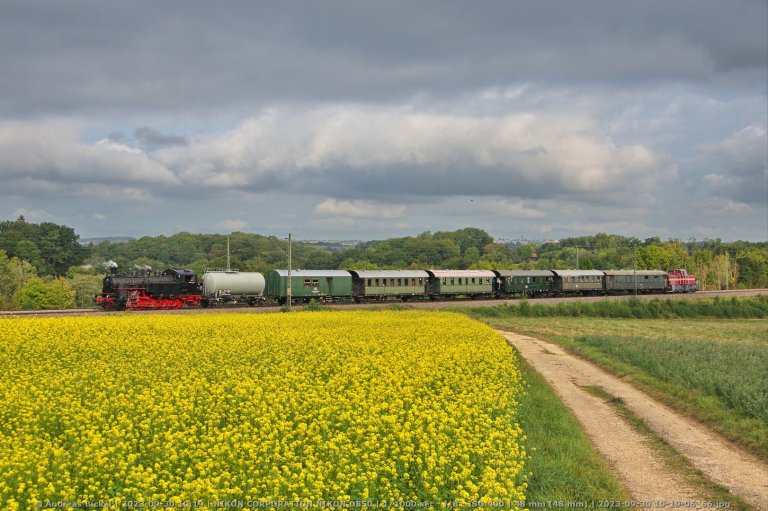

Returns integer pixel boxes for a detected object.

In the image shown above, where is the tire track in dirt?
[501,331,768,509]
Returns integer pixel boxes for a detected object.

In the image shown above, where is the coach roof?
[603,270,667,276]
[349,270,430,278]
[494,270,555,277]
[551,269,605,277]
[271,270,352,277]
[426,270,496,277]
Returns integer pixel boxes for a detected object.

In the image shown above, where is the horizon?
[74,228,765,245]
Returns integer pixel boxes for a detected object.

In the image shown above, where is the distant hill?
[79,236,135,245]
[303,240,361,252]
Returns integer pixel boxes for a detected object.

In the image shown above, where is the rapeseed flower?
[0,311,527,508]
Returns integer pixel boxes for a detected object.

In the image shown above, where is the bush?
[305,299,325,311]
[65,273,103,308]
[13,277,75,310]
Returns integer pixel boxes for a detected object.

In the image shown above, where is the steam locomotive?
[96,268,202,310]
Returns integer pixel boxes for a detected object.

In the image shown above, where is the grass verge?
[516,357,630,502]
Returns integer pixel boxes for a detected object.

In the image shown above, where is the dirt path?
[500,330,768,510]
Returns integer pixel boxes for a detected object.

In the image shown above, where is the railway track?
[0,288,764,318]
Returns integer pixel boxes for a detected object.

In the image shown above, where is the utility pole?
[576,245,588,270]
[266,233,294,308]
[226,234,231,272]
[634,244,638,296]
[287,233,292,309]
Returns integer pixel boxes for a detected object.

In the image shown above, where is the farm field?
[0,311,531,509]
[473,314,768,460]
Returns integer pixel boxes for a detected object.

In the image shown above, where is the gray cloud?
[0,120,178,189]
[133,127,187,148]
[0,0,765,241]
[0,1,764,117]
[701,125,768,204]
[152,105,667,204]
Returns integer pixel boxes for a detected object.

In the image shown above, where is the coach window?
[390,279,395,286]
[397,278,402,286]
[418,278,423,285]
[304,279,311,288]
[312,279,319,290]
[367,278,372,287]
[442,278,446,285]
[450,278,455,285]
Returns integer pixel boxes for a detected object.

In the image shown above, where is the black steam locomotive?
[96,268,201,310]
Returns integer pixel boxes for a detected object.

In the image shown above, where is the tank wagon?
[201,270,266,307]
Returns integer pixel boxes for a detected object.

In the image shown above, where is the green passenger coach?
[603,270,667,293]
[349,270,429,302]
[426,270,496,298]
[494,270,554,296]
[264,269,352,304]
[551,269,605,294]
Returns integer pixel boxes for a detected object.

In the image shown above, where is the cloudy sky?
[1,1,766,242]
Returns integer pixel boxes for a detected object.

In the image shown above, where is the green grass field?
[475,314,768,460]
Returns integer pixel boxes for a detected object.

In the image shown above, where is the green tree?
[0,216,90,275]
[435,227,493,256]
[737,248,768,288]
[0,250,37,309]
[65,272,104,308]
[14,277,75,310]
[339,259,380,270]
[13,239,44,272]
[637,243,690,270]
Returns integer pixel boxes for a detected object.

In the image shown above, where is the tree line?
[1,217,766,310]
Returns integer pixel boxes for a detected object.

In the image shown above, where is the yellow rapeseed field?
[0,311,527,509]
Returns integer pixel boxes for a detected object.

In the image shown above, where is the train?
[96,267,698,311]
